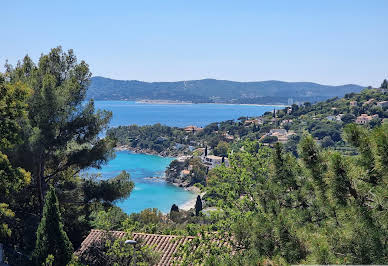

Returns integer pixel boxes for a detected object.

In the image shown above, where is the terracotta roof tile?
[76,229,195,265]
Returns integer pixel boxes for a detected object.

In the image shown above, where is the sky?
[1,0,387,87]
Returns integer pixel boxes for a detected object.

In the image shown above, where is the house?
[76,230,195,265]
[76,229,230,266]
[244,118,263,126]
[355,114,377,124]
[326,115,336,121]
[336,114,344,121]
[377,101,388,108]
[262,129,295,144]
[202,155,229,169]
[180,169,190,178]
[184,125,203,133]
[269,129,287,135]
[222,132,235,141]
[363,98,375,106]
[280,119,293,126]
[350,101,357,107]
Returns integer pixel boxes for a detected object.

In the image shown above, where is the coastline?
[178,187,204,211]
[118,99,288,107]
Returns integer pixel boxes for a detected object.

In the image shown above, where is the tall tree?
[195,195,202,216]
[0,74,31,239]
[33,187,73,266]
[6,47,115,209]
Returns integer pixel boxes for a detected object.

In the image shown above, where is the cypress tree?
[195,195,202,216]
[170,204,179,213]
[33,187,73,266]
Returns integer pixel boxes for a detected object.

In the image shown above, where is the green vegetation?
[33,187,73,266]
[0,47,135,265]
[177,125,388,264]
[88,76,363,104]
[1,46,387,265]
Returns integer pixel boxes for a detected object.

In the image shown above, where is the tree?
[381,79,388,89]
[170,204,179,213]
[195,195,202,216]
[341,113,356,124]
[0,75,31,239]
[321,136,335,148]
[7,47,115,209]
[33,187,73,266]
[213,141,229,157]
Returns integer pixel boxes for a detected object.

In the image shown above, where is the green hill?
[87,76,364,104]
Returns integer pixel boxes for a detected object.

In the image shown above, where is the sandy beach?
[179,187,205,211]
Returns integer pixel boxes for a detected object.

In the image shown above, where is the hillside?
[87,76,364,104]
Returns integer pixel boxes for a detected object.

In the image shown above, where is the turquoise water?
[88,101,281,214]
[86,151,191,214]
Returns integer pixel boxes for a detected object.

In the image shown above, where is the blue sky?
[2,0,387,86]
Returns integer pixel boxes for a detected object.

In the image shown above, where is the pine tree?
[195,195,202,216]
[33,187,73,266]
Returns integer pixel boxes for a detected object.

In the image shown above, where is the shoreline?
[179,187,204,211]
[103,99,288,107]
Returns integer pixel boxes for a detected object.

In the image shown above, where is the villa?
[262,129,295,144]
[355,114,378,124]
[202,155,229,169]
[184,125,203,133]
[244,118,263,126]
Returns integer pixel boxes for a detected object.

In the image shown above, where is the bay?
[87,101,281,214]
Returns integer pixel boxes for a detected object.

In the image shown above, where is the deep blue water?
[94,101,283,128]
[87,101,281,214]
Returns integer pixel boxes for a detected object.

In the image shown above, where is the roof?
[76,229,194,265]
[205,155,223,160]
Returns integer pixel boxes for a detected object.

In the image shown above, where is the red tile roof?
[76,229,194,265]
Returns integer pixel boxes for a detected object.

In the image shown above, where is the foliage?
[76,232,160,266]
[0,75,31,239]
[177,125,388,264]
[33,187,73,266]
[195,195,203,216]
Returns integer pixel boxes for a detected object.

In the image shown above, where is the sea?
[86,101,282,214]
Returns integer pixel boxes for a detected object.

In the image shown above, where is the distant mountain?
[87,76,364,104]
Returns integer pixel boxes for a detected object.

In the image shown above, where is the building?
[350,101,357,107]
[377,101,388,108]
[76,230,195,265]
[261,129,295,144]
[76,229,230,266]
[202,155,229,169]
[326,115,336,121]
[269,128,287,135]
[184,125,203,133]
[180,169,190,178]
[363,98,375,106]
[336,114,344,121]
[355,114,378,124]
[244,118,263,126]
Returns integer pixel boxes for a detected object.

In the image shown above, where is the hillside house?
[202,155,229,169]
[377,101,388,108]
[262,129,295,144]
[355,114,378,124]
[350,101,357,107]
[244,118,263,126]
[184,125,203,133]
